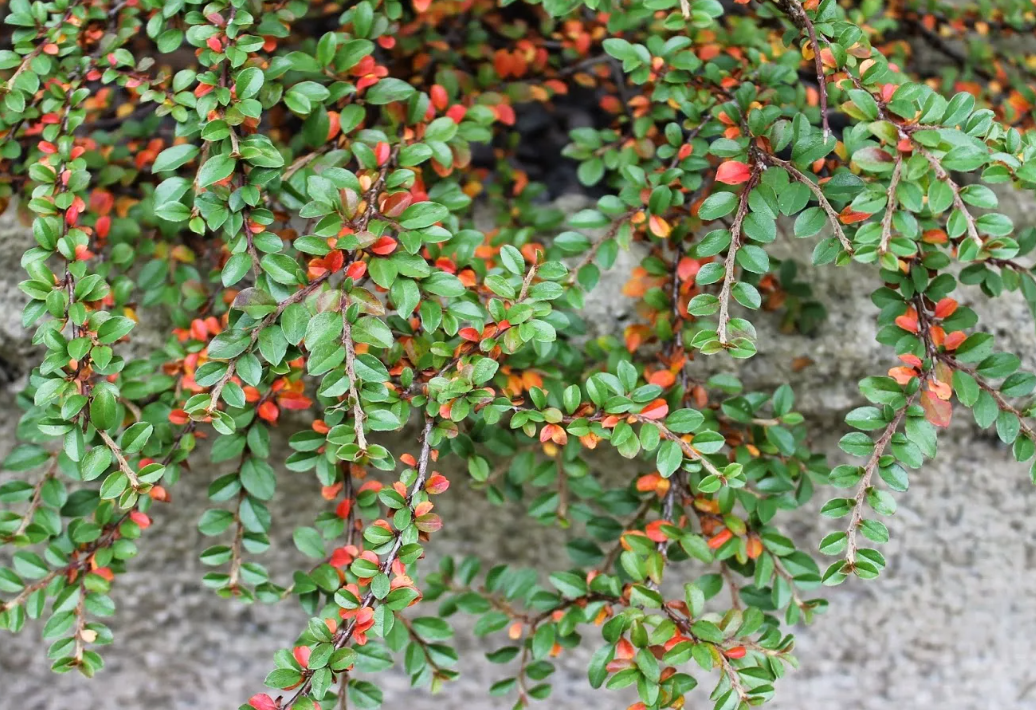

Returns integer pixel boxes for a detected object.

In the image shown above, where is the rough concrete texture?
[2,187,1036,710]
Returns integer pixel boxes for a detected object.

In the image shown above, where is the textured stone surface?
[3,189,1036,710]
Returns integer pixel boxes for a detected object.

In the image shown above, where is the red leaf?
[374,142,390,166]
[257,401,279,423]
[249,694,278,710]
[716,161,752,185]
[677,257,701,283]
[278,392,313,410]
[839,207,873,224]
[426,473,450,494]
[370,236,397,256]
[335,498,353,519]
[345,261,367,281]
[648,215,671,238]
[887,366,917,385]
[129,511,151,529]
[293,645,311,668]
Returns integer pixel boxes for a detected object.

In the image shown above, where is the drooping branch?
[758,152,854,252]
[844,392,918,568]
[879,155,904,255]
[281,417,437,709]
[771,0,831,139]
[716,169,761,346]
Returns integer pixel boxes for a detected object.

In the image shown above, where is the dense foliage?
[2,0,1036,708]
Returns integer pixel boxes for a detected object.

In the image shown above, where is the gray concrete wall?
[2,191,1036,710]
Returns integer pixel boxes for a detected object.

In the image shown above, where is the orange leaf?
[934,297,958,319]
[677,257,701,282]
[636,473,662,492]
[647,369,676,388]
[887,366,917,385]
[944,331,966,350]
[257,401,279,423]
[639,399,669,420]
[648,214,671,238]
[716,161,752,185]
[928,379,953,401]
[920,390,952,427]
[645,520,667,543]
[426,473,450,494]
[839,207,873,224]
[898,353,923,368]
[894,307,918,334]
[707,529,733,549]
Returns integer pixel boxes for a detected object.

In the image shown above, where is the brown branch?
[847,73,980,248]
[718,563,743,611]
[207,272,332,411]
[226,488,247,592]
[341,299,368,452]
[567,213,637,285]
[281,417,437,709]
[758,152,853,252]
[772,0,830,139]
[716,170,760,345]
[630,414,725,478]
[518,261,538,302]
[914,143,981,245]
[663,606,749,703]
[879,155,904,255]
[0,422,195,614]
[938,353,1036,443]
[10,458,58,538]
[96,429,143,491]
[844,391,918,567]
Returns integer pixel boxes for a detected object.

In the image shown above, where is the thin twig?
[631,415,725,478]
[281,417,437,709]
[758,152,853,252]
[772,0,830,139]
[567,209,637,285]
[717,170,760,345]
[341,298,368,452]
[10,458,58,538]
[879,155,903,255]
[96,429,143,490]
[844,392,918,567]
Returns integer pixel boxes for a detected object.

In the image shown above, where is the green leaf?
[698,192,738,221]
[293,526,325,559]
[90,391,118,431]
[152,144,199,173]
[399,202,448,229]
[235,67,265,100]
[197,154,236,187]
[365,78,415,104]
[351,317,393,349]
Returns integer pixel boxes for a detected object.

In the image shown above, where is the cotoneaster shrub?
[2,0,1036,708]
